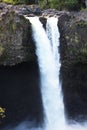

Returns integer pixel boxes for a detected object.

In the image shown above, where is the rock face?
[0,4,47,66]
[58,10,87,122]
[59,10,87,69]
[0,3,87,67]
[0,4,68,66]
[0,11,36,65]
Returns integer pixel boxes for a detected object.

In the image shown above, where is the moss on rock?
[0,45,4,56]
[0,11,36,66]
[59,13,87,68]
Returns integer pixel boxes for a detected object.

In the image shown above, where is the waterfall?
[3,16,87,130]
[46,17,65,129]
[26,16,65,130]
[46,17,60,62]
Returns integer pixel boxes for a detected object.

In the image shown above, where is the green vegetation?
[1,0,36,4]
[0,45,4,56]
[0,0,86,10]
[39,0,84,10]
[2,0,25,4]
[64,0,79,10]
[0,107,6,119]
[77,21,87,27]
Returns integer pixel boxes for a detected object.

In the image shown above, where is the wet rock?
[0,4,4,10]
[39,17,47,29]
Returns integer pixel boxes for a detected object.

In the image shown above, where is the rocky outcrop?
[0,6,37,66]
[0,3,47,66]
[59,10,87,69]
[58,10,87,122]
[0,3,69,66]
[0,3,87,67]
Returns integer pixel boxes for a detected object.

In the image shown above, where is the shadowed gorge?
[61,63,87,122]
[0,62,44,128]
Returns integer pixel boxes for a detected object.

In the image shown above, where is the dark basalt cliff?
[0,3,87,67]
[58,11,87,121]
[0,4,47,65]
[0,11,36,65]
[59,11,87,69]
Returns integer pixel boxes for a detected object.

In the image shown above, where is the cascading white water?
[26,16,65,130]
[45,17,65,129]
[46,17,60,62]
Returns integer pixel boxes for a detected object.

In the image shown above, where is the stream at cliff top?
[2,16,87,130]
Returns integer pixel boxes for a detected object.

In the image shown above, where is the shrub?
[39,0,64,10]
[49,0,64,10]
[1,0,84,10]
[64,0,80,10]
[2,0,36,4]
[39,0,80,10]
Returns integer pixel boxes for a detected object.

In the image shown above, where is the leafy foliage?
[0,0,86,10]
[1,0,36,4]
[64,0,79,10]
[39,0,81,10]
[0,107,6,119]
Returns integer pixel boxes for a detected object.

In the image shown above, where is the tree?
[78,0,86,8]
[46,0,49,5]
